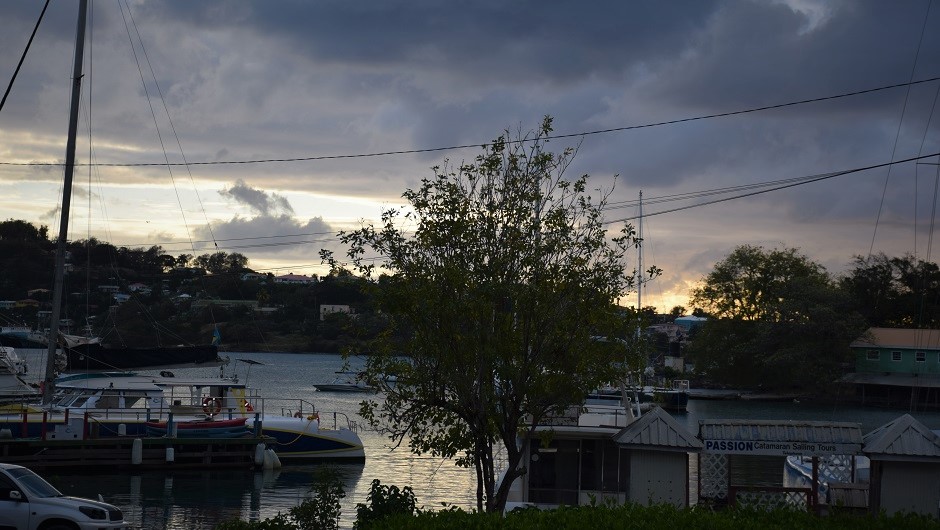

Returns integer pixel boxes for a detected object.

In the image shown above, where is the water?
[30,352,478,529]
[24,352,940,529]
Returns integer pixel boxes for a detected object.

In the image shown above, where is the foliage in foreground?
[216,495,939,530]
[367,504,939,530]
[214,469,346,530]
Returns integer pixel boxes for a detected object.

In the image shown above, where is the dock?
[0,435,274,471]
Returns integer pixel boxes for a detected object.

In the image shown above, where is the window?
[528,439,580,505]
[916,351,926,363]
[866,350,879,361]
[891,351,902,362]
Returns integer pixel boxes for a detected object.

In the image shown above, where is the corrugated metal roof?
[851,327,940,351]
[698,419,863,445]
[613,407,703,451]
[863,414,940,459]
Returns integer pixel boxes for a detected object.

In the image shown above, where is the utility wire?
[0,0,50,115]
[3,76,940,168]
[605,151,940,224]
[868,0,933,258]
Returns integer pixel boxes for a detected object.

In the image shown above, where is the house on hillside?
[274,273,316,285]
[840,327,940,408]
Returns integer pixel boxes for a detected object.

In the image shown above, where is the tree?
[691,245,831,322]
[325,117,640,512]
[0,219,48,241]
[193,251,250,275]
[669,305,686,319]
[688,245,864,390]
[840,253,940,328]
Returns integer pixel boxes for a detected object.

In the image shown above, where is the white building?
[320,304,353,321]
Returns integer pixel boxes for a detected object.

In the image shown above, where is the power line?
[0,0,50,115]
[3,76,939,168]
[605,151,940,224]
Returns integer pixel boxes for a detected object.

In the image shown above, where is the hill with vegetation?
[0,219,378,353]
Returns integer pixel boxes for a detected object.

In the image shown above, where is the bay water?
[27,352,940,529]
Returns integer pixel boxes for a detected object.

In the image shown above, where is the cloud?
[219,179,294,217]
[3,0,940,309]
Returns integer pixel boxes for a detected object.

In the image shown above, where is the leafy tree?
[193,252,250,275]
[691,245,831,321]
[0,219,48,241]
[840,253,940,327]
[325,117,640,512]
[688,245,864,390]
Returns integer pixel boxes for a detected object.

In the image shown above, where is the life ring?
[307,412,319,421]
[293,411,303,418]
[202,397,222,416]
[243,399,254,412]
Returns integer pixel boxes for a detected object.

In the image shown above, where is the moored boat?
[0,372,365,462]
[313,371,376,393]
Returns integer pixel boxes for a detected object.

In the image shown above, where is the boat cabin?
[51,374,255,416]
[504,404,702,510]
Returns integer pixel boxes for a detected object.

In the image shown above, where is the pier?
[0,435,274,471]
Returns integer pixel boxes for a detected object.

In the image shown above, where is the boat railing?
[246,396,360,432]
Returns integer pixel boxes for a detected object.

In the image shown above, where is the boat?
[784,454,870,501]
[0,346,39,403]
[58,341,225,372]
[313,371,376,393]
[499,398,703,511]
[646,380,690,412]
[0,372,365,462]
[144,417,250,438]
[0,326,47,350]
[6,1,363,463]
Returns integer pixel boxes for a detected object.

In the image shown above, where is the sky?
[1,0,939,312]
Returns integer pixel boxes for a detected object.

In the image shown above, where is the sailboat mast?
[637,190,643,314]
[43,0,88,405]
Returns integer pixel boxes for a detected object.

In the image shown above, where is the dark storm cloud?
[150,1,719,82]
[3,0,940,305]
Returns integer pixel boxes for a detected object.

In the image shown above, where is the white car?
[0,463,129,529]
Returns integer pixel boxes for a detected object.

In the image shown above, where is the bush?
[213,469,345,530]
[354,480,417,529]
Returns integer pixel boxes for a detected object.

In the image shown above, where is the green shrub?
[354,479,418,529]
[213,469,345,530]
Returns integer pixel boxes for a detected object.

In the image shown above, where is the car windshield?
[8,468,61,498]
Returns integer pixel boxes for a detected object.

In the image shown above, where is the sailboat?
[635,191,689,412]
[33,0,224,382]
[0,0,366,462]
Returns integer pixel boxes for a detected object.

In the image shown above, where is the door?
[0,473,31,530]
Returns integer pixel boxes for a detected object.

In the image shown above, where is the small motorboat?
[313,371,376,393]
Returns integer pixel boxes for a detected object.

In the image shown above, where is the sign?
[703,439,861,457]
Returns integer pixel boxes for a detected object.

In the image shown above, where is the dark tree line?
[686,245,939,392]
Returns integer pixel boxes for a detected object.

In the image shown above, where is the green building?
[842,328,940,408]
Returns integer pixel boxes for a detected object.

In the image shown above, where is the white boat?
[0,346,39,403]
[0,372,365,462]
[313,371,377,393]
[784,454,870,500]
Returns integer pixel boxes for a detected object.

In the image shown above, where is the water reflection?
[46,464,366,529]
